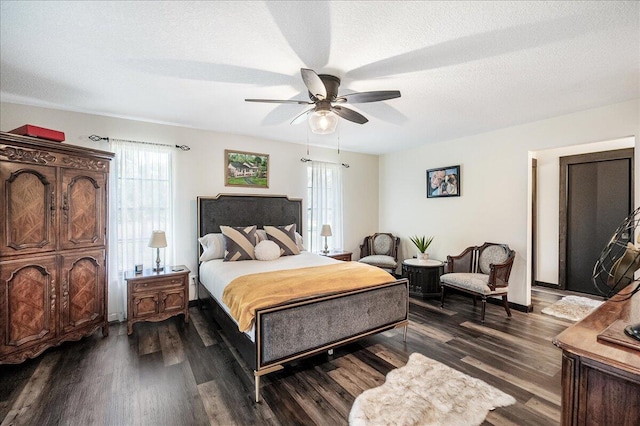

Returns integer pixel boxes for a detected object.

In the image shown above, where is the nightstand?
[125,265,190,335]
[318,250,352,261]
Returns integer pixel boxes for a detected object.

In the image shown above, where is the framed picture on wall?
[225,150,269,188]
[426,165,460,198]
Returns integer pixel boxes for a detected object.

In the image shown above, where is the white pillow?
[198,233,225,261]
[254,240,281,261]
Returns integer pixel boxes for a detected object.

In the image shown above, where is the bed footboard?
[257,279,408,367]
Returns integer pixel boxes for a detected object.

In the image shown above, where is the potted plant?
[410,235,434,261]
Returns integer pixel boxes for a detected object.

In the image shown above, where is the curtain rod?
[88,134,191,151]
[300,158,349,168]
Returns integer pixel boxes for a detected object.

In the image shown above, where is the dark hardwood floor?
[1,289,573,425]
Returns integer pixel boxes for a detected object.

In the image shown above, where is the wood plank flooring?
[1,289,575,425]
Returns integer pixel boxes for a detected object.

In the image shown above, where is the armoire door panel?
[60,250,105,333]
[0,161,57,257]
[60,169,106,250]
[0,257,57,355]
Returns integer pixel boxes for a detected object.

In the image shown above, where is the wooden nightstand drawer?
[133,276,184,292]
[330,252,352,261]
[317,250,352,261]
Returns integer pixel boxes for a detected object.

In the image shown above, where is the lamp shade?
[148,230,167,248]
[309,110,338,134]
[320,224,332,237]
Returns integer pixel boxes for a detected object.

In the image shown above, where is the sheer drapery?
[307,162,343,253]
[108,139,174,321]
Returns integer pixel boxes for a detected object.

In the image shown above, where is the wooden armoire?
[0,131,113,364]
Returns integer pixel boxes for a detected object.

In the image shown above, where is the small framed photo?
[225,150,269,188]
[134,264,143,274]
[426,165,460,198]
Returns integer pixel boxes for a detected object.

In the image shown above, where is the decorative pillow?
[220,225,258,261]
[264,224,300,256]
[256,229,268,243]
[295,231,305,251]
[198,233,225,261]
[255,240,281,261]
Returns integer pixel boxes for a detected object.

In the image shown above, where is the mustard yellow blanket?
[222,262,396,332]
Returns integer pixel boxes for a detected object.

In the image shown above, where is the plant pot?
[417,252,429,261]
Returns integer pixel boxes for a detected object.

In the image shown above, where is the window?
[108,140,174,320]
[306,162,343,253]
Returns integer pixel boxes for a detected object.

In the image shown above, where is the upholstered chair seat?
[440,243,515,323]
[358,233,400,274]
[358,254,397,269]
[440,273,509,296]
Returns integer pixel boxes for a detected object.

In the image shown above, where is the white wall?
[0,102,381,311]
[533,136,635,285]
[380,99,639,308]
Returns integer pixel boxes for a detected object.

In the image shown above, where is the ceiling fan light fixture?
[309,110,338,134]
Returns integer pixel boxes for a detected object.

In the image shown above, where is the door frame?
[558,148,634,290]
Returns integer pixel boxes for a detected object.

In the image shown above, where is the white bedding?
[199,251,339,341]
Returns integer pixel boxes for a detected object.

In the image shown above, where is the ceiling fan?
[245,68,401,134]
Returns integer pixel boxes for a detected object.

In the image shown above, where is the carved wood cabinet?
[125,266,190,335]
[0,132,113,364]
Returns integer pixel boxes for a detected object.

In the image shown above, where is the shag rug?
[349,352,516,426]
[541,295,603,321]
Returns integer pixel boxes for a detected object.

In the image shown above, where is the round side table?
[402,258,444,299]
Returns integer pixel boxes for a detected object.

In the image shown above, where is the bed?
[196,194,409,402]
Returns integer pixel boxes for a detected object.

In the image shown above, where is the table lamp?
[321,224,332,254]
[148,230,167,272]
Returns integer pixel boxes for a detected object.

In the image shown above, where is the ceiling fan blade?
[332,106,368,124]
[301,68,327,100]
[245,98,313,105]
[290,107,314,125]
[336,90,401,104]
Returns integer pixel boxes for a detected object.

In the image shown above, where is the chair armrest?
[445,246,475,273]
[360,243,367,258]
[487,250,515,290]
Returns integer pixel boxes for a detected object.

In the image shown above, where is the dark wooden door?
[60,250,105,333]
[59,169,106,250]
[0,162,57,257]
[560,149,633,295]
[0,257,57,359]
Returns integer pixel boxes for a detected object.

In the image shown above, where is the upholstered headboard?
[197,194,303,238]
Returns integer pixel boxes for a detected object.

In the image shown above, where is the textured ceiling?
[1,1,638,154]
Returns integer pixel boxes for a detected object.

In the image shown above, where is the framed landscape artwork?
[426,165,460,198]
[225,150,269,188]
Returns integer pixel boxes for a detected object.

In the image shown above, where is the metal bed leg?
[254,371,260,403]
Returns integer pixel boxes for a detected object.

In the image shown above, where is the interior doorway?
[558,148,633,295]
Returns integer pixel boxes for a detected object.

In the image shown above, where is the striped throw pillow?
[264,224,300,256]
[220,225,258,261]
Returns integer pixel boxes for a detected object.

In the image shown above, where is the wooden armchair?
[440,242,515,323]
[358,233,400,274]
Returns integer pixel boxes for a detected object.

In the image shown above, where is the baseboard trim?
[486,297,533,313]
[534,280,560,289]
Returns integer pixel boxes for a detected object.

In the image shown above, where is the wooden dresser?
[0,131,113,364]
[553,284,640,425]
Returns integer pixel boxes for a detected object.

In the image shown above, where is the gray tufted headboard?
[197,194,303,239]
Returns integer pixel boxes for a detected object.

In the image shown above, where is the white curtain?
[108,140,174,321]
[307,162,344,253]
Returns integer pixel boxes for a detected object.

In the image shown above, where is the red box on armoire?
[9,124,65,142]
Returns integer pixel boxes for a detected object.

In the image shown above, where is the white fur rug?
[541,295,603,321]
[349,353,516,426]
